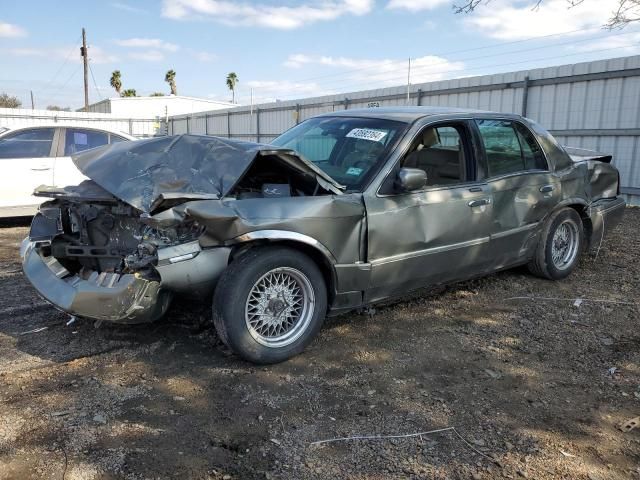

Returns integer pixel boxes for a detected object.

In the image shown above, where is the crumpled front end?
[21,238,170,323]
[21,134,354,323]
[21,181,231,324]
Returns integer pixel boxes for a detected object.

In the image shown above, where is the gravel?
[0,209,639,479]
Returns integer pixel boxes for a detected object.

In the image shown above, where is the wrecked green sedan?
[21,107,625,363]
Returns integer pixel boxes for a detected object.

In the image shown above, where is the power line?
[318,43,640,95]
[47,64,82,102]
[280,25,619,86]
[42,34,82,90]
[272,27,640,96]
[88,62,102,101]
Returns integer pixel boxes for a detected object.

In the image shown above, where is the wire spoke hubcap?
[245,267,315,348]
[551,220,579,270]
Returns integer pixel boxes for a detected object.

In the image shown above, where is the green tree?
[121,89,137,97]
[0,93,21,108]
[110,70,122,96]
[165,69,177,95]
[226,72,238,103]
[149,92,165,97]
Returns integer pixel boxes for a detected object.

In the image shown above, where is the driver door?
[363,121,493,302]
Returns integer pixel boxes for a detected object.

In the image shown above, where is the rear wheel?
[212,246,327,364]
[528,207,584,280]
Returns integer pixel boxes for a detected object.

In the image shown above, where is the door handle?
[468,198,490,208]
[539,184,554,193]
[30,167,52,171]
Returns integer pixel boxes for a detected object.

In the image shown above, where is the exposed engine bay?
[34,197,202,278]
[230,154,332,200]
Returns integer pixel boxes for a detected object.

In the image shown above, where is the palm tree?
[226,72,238,103]
[121,88,137,97]
[165,69,177,95]
[109,70,122,96]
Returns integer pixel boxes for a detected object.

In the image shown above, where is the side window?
[0,128,55,158]
[402,124,467,186]
[289,126,337,162]
[514,123,548,170]
[476,120,524,177]
[476,120,549,176]
[64,128,109,155]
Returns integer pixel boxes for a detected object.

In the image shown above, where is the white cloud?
[110,2,148,13]
[570,32,640,55]
[114,37,179,52]
[3,44,118,64]
[386,0,448,12]
[189,49,217,62]
[161,0,374,29]
[465,0,620,40]
[85,46,120,64]
[241,80,331,103]
[0,21,27,37]
[242,52,465,103]
[128,50,166,62]
[283,53,465,86]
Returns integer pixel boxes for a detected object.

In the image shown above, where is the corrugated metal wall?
[0,108,161,137]
[169,55,640,203]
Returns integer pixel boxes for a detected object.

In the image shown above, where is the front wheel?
[528,207,584,280]
[212,246,327,364]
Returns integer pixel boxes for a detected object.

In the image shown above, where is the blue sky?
[1,0,639,109]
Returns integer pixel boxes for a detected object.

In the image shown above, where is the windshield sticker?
[346,167,363,176]
[346,128,388,142]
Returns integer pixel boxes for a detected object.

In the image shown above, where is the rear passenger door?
[53,128,112,187]
[474,119,560,268]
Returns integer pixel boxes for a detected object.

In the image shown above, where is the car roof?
[0,124,136,139]
[315,106,523,123]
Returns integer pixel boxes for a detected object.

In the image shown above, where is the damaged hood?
[72,134,344,213]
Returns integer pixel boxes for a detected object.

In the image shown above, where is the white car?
[0,125,136,217]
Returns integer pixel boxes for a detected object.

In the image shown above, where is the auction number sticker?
[346,128,388,142]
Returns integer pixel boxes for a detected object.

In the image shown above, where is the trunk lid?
[563,146,612,164]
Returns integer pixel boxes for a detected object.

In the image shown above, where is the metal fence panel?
[0,108,160,137]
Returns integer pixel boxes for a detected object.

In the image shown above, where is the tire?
[212,246,328,364]
[528,207,584,280]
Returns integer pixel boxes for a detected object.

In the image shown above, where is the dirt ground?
[0,209,639,480]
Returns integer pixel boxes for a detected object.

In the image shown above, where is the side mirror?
[395,167,427,192]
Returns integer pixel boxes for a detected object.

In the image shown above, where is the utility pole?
[406,57,411,105]
[30,90,34,110]
[81,28,89,111]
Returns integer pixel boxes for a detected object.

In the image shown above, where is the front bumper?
[21,239,231,324]
[586,197,626,250]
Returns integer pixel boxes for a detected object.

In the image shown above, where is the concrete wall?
[168,55,640,204]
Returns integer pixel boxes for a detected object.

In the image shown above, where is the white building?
[84,95,236,119]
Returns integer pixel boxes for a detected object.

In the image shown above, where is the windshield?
[271,116,407,190]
